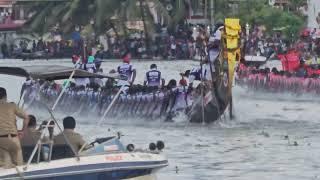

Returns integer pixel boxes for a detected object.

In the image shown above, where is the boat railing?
[22,62,127,171]
[23,104,79,171]
[23,61,82,170]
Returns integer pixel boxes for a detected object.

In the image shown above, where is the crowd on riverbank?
[244,25,288,59]
[0,24,213,60]
[243,24,320,63]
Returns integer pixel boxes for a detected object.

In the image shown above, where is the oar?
[229,94,234,120]
[200,54,205,125]
[51,71,76,111]
[97,85,125,126]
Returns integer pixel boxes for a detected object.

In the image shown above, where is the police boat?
[0,65,168,179]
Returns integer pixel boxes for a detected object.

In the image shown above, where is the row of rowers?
[71,54,211,89]
[0,87,87,169]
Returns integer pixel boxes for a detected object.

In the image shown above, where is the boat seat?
[22,145,44,163]
[51,145,75,160]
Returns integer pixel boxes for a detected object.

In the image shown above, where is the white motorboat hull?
[0,152,168,180]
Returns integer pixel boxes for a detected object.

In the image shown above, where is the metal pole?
[25,120,52,170]
[204,0,208,23]
[24,60,81,170]
[18,89,26,107]
[51,70,76,111]
[97,85,125,126]
[51,59,80,111]
[200,56,205,125]
[210,0,214,25]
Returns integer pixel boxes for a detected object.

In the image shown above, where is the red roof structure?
[0,22,23,31]
[0,0,15,8]
[0,0,25,31]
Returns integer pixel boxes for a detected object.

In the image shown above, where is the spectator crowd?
[0,23,213,60]
[243,24,320,64]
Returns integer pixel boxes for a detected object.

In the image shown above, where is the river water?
[0,59,320,180]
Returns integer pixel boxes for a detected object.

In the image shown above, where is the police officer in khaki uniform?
[54,116,87,153]
[0,87,29,168]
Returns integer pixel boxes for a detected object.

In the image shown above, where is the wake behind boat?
[0,19,241,125]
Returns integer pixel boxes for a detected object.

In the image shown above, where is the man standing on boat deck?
[0,87,29,168]
[144,64,164,88]
[206,23,224,81]
[54,116,87,153]
[117,52,136,87]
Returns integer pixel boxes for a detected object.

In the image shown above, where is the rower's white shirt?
[146,93,154,101]
[75,78,89,87]
[24,79,33,86]
[214,29,222,40]
[157,92,165,100]
[202,64,212,81]
[208,49,219,63]
[189,75,196,84]
[95,78,104,87]
[144,68,159,82]
[171,43,176,50]
[188,67,201,84]
[117,63,136,87]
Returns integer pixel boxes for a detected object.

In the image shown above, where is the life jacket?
[146,69,161,87]
[117,63,133,81]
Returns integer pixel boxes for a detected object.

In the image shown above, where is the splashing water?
[1,59,320,180]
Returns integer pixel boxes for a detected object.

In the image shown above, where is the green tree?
[289,0,306,13]
[213,0,305,39]
[20,0,187,36]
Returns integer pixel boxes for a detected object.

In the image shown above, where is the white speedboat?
[0,65,168,180]
[0,137,168,180]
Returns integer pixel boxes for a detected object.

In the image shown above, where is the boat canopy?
[0,65,120,80]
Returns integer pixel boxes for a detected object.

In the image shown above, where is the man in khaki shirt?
[0,87,29,168]
[21,115,41,146]
[54,116,87,153]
